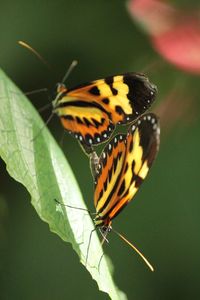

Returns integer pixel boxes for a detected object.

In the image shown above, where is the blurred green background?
[1,1,200,299]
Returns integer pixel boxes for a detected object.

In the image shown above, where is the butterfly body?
[52,73,157,152]
[93,113,160,230]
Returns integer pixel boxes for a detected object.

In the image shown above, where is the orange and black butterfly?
[52,73,157,153]
[89,113,160,270]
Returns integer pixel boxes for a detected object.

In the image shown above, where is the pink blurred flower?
[128,0,200,74]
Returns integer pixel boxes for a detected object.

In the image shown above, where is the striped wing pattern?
[94,113,160,227]
[53,73,157,150]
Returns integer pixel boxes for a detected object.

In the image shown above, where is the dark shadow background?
[1,1,200,299]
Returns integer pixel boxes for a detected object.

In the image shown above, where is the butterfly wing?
[53,73,157,149]
[94,133,127,226]
[53,85,114,149]
[94,113,160,226]
[67,73,157,124]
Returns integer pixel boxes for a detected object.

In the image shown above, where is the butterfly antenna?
[112,228,154,272]
[61,60,78,84]
[18,40,51,70]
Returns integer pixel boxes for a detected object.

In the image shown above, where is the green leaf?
[0,69,127,300]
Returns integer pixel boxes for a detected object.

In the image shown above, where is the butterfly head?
[101,224,112,233]
[52,83,68,111]
[99,223,112,245]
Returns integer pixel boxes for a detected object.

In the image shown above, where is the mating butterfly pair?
[53,72,160,270]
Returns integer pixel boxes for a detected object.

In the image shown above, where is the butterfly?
[89,112,160,270]
[52,73,157,154]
